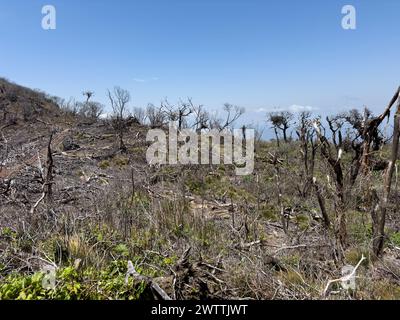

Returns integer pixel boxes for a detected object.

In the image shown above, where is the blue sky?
[1,0,399,127]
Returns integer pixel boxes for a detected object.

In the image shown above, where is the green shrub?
[113,156,129,167]
[114,244,129,258]
[260,204,278,221]
[0,262,150,300]
[389,232,400,247]
[98,160,110,169]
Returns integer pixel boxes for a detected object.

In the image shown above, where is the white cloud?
[133,77,160,83]
[287,104,317,112]
[255,107,268,113]
[255,105,318,113]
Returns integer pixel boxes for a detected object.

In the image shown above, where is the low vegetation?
[0,78,399,300]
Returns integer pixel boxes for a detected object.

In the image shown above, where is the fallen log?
[125,260,172,300]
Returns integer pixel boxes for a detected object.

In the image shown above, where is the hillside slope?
[0,79,399,300]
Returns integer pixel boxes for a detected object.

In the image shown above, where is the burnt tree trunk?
[313,180,330,228]
[361,87,400,173]
[316,131,346,261]
[373,96,400,257]
[274,127,280,147]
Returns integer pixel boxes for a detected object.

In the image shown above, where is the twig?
[322,254,366,297]
[30,192,46,215]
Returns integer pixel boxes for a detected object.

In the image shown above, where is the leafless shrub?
[133,107,146,125]
[209,103,245,131]
[146,103,166,128]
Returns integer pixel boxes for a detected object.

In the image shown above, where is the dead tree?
[347,88,400,257]
[360,87,400,173]
[371,92,400,257]
[313,88,400,259]
[161,99,193,131]
[312,178,330,228]
[78,91,104,120]
[268,111,293,145]
[338,108,377,186]
[314,120,346,260]
[30,133,54,217]
[190,101,209,133]
[107,86,131,152]
[326,115,344,153]
[321,109,379,190]
[220,103,245,131]
[82,91,94,104]
[132,107,146,125]
[209,103,245,132]
[268,152,287,233]
[296,111,318,196]
[45,133,54,203]
[146,103,166,128]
